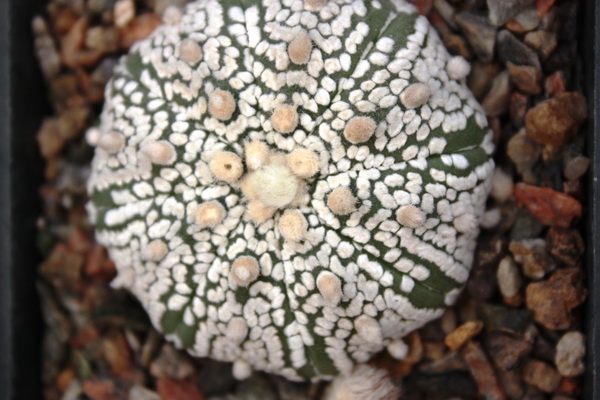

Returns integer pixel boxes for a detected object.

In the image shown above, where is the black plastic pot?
[0,0,598,399]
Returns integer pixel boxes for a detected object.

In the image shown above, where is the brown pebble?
[150,344,195,380]
[547,227,584,267]
[156,378,204,400]
[485,332,532,370]
[507,61,542,94]
[119,13,163,49]
[514,183,582,228]
[61,17,104,68]
[545,70,566,97]
[525,92,587,147]
[509,238,555,279]
[509,91,529,128]
[82,379,117,400]
[525,268,587,330]
[523,359,561,392]
[524,30,557,60]
[444,320,484,350]
[37,118,64,159]
[506,129,541,179]
[462,341,506,400]
[482,71,510,117]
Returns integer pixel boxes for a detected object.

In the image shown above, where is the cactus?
[87,0,494,381]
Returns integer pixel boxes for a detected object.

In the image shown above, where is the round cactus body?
[87,0,495,381]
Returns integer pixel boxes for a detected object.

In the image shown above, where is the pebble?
[86,26,119,53]
[82,379,118,400]
[445,320,484,350]
[39,243,84,291]
[467,62,501,100]
[235,374,278,400]
[537,0,557,17]
[496,255,523,306]
[196,359,235,396]
[150,344,195,380]
[462,341,506,400]
[129,385,161,400]
[407,0,432,15]
[497,30,541,69]
[545,70,566,97]
[114,0,136,27]
[563,154,590,181]
[555,331,585,377]
[514,183,582,228]
[509,238,555,279]
[454,12,496,62]
[547,227,584,267]
[418,351,469,374]
[496,369,524,400]
[37,118,64,159]
[506,6,540,33]
[156,378,204,400]
[524,30,557,60]
[119,13,163,49]
[509,91,529,128]
[482,70,510,117]
[486,0,534,26]
[432,0,457,29]
[406,371,477,398]
[485,332,532,370]
[525,268,587,330]
[507,62,542,94]
[525,92,588,147]
[61,17,104,68]
[32,16,61,80]
[509,207,545,240]
[477,303,532,337]
[523,359,562,392]
[506,129,541,180]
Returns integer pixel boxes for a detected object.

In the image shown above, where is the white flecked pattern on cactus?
[87,0,494,381]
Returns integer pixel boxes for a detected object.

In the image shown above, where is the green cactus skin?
[87,0,494,381]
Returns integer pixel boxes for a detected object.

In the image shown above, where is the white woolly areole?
[178,38,203,65]
[324,365,399,400]
[195,201,226,228]
[231,256,260,286]
[400,83,431,109]
[316,271,342,305]
[278,209,308,242]
[396,205,426,228]
[226,317,249,344]
[97,131,125,154]
[141,141,176,165]
[245,164,300,208]
[453,213,478,233]
[354,315,383,343]
[245,141,270,170]
[447,56,471,80]
[144,240,168,261]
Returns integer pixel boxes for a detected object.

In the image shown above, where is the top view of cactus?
[86,0,494,382]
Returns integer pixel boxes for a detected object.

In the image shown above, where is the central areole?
[246,164,301,208]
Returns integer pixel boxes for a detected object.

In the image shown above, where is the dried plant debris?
[33,0,588,398]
